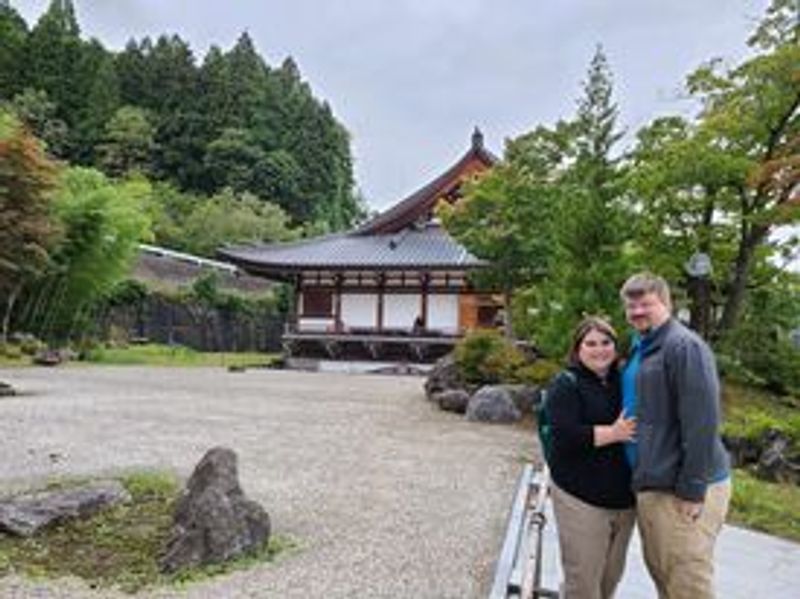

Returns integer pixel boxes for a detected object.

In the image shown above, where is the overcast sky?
[15,1,771,211]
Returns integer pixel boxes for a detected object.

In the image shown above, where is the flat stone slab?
[539,500,800,598]
[0,480,131,537]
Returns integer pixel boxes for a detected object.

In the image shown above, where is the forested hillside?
[0,0,363,235]
[0,0,365,345]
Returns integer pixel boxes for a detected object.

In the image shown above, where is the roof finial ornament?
[471,126,484,149]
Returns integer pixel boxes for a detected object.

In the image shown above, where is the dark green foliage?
[159,188,297,258]
[1,6,360,232]
[443,47,631,354]
[98,106,156,177]
[718,274,800,395]
[0,4,28,100]
[8,88,69,157]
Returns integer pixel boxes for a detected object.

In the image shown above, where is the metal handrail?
[489,464,560,599]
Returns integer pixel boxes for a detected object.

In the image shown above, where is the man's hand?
[674,497,704,521]
[593,411,637,447]
[610,410,636,443]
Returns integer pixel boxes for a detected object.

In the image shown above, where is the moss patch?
[0,471,294,593]
[82,344,277,368]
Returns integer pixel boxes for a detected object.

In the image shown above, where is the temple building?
[218,129,503,361]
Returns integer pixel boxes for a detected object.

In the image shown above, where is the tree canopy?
[443,1,799,377]
[0,0,363,231]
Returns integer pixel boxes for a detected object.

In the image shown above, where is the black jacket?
[548,363,635,509]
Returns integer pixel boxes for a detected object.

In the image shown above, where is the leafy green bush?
[515,359,562,386]
[718,276,800,396]
[0,343,22,359]
[723,406,800,445]
[454,330,527,384]
[18,336,45,356]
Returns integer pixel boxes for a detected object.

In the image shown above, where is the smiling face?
[577,328,617,376]
[624,291,671,333]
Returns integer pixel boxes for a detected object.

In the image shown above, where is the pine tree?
[0,3,28,101]
[74,41,121,163]
[543,46,630,344]
[24,0,84,122]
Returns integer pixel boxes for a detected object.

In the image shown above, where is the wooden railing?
[489,465,561,599]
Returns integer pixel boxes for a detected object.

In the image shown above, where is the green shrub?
[515,359,562,386]
[0,343,22,359]
[19,336,45,356]
[454,330,527,384]
[722,407,800,445]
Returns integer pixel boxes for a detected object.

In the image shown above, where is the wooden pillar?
[376,273,385,331]
[334,273,343,332]
[289,274,301,332]
[420,272,430,327]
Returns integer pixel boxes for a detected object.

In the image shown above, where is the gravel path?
[0,366,536,598]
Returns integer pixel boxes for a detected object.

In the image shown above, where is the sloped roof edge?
[354,128,498,235]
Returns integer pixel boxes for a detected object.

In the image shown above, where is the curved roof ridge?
[355,130,497,235]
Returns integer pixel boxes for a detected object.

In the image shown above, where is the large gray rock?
[756,431,800,484]
[466,386,522,424]
[501,384,540,415]
[160,447,271,574]
[0,480,131,537]
[722,434,762,468]
[0,381,15,397]
[424,353,465,400]
[435,389,471,414]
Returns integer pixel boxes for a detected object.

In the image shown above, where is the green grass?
[720,384,800,542]
[729,469,800,543]
[0,355,30,367]
[0,471,295,593]
[83,343,277,368]
[722,382,800,449]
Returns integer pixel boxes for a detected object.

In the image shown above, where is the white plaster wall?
[383,294,420,329]
[341,293,378,328]
[428,294,459,334]
[298,317,334,332]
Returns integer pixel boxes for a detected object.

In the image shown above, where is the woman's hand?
[594,411,636,447]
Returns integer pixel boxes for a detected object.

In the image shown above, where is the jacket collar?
[569,361,618,384]
[637,317,676,355]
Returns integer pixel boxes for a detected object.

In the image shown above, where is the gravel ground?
[0,366,536,598]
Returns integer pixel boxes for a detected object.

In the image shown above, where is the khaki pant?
[552,484,635,599]
[636,479,731,599]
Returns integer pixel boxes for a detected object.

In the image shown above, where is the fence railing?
[489,464,561,599]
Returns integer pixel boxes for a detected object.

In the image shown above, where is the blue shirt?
[621,333,646,468]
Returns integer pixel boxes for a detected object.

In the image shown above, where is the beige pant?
[552,484,635,599]
[636,479,731,599]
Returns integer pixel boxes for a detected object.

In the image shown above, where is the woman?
[548,316,637,599]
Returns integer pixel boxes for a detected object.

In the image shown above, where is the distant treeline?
[0,0,363,232]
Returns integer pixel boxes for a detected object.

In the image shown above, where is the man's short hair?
[620,272,672,309]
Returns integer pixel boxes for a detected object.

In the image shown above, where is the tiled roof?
[218,225,485,274]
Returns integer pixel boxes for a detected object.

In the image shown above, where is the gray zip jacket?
[633,318,730,502]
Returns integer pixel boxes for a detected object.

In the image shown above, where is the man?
[620,272,730,599]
